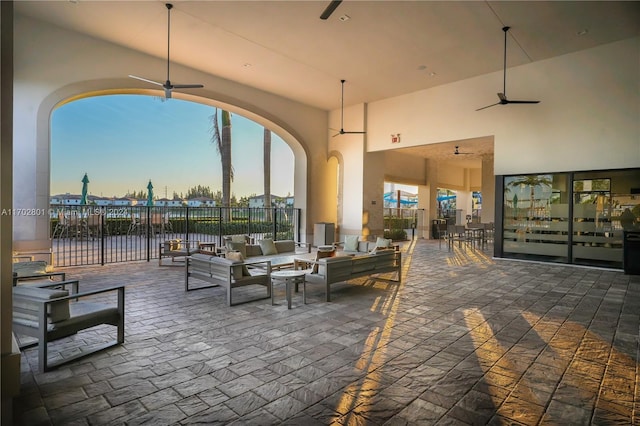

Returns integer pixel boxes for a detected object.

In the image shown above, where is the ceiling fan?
[476,26,540,111]
[129,3,203,99]
[454,146,472,155]
[333,80,366,137]
[320,0,342,20]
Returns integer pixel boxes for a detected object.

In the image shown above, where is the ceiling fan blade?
[505,100,540,104]
[171,84,205,89]
[476,102,501,111]
[129,75,163,86]
[341,131,366,134]
[320,0,342,20]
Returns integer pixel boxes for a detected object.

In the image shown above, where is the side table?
[271,270,306,309]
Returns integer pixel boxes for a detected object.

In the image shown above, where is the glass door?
[503,174,570,262]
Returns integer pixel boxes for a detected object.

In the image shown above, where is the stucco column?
[328,103,366,240]
[362,151,385,240]
[1,1,20,419]
[425,158,439,238]
[481,153,495,223]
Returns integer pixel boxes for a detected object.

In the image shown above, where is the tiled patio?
[13,239,640,425]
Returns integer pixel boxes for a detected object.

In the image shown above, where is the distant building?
[113,198,137,206]
[50,193,82,205]
[249,194,294,208]
[92,196,112,206]
[155,198,184,207]
[187,197,216,207]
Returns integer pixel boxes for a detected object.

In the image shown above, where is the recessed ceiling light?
[339,14,350,22]
[243,63,252,68]
[577,29,589,36]
[428,72,437,77]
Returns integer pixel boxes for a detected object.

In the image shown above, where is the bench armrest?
[20,279,80,295]
[14,285,124,304]
[13,271,66,286]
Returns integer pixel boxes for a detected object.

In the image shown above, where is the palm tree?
[508,175,552,219]
[263,127,272,221]
[211,108,234,212]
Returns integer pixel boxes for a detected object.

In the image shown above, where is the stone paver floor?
[12,239,640,425]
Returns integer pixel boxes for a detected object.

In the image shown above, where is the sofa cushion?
[376,237,392,248]
[245,245,263,257]
[274,240,296,254]
[12,260,49,277]
[259,239,278,256]
[344,235,359,251]
[358,241,371,253]
[13,286,70,323]
[225,251,250,277]
[167,239,182,251]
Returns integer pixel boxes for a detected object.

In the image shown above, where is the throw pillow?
[376,237,392,248]
[228,241,247,258]
[259,238,278,256]
[168,239,182,251]
[225,251,250,277]
[344,235,359,251]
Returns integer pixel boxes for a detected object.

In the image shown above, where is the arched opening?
[14,83,313,255]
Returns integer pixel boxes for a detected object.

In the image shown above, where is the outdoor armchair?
[13,282,125,373]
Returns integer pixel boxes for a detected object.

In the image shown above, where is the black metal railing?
[50,205,301,267]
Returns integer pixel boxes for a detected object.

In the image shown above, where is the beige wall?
[365,37,640,175]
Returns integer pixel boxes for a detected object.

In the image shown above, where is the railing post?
[217,207,223,247]
[146,206,151,262]
[185,205,190,242]
[100,210,105,265]
[296,208,301,243]
[272,207,277,239]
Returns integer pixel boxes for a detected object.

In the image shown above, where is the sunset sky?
[50,94,294,199]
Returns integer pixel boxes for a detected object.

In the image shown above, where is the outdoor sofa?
[12,283,125,373]
[303,249,401,302]
[184,253,272,306]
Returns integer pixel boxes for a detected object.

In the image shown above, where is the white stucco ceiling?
[15,1,640,111]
